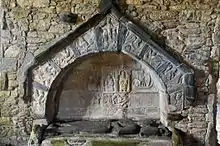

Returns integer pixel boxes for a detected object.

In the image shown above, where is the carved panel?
[88,71,101,91]
[66,138,87,146]
[74,28,98,56]
[102,67,117,93]
[95,15,119,52]
[57,53,161,120]
[102,93,126,119]
[128,93,160,120]
[131,70,156,92]
[169,90,184,110]
[142,45,166,70]
[122,30,146,57]
[32,88,48,117]
[118,70,131,92]
[32,61,61,88]
[51,46,80,68]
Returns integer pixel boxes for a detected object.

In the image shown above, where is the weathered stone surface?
[51,46,80,69]
[47,120,112,135]
[57,53,160,120]
[32,61,61,87]
[189,107,208,114]
[140,126,159,137]
[0,0,216,144]
[0,91,10,99]
[116,120,141,135]
[0,72,7,90]
[0,58,17,72]
[59,12,78,24]
[213,16,220,45]
[4,45,22,58]
[32,0,50,8]
[188,122,207,128]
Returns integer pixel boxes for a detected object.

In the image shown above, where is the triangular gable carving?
[29,2,195,120]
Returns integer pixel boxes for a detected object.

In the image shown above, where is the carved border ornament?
[29,0,194,119]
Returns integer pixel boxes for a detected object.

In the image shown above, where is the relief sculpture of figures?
[142,72,153,88]
[131,70,153,91]
[118,70,131,92]
[103,73,116,93]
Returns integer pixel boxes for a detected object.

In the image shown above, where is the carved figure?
[142,73,153,88]
[88,73,100,91]
[118,70,130,92]
[104,73,115,93]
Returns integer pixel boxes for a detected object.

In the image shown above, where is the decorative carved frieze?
[32,61,61,88]
[51,45,80,68]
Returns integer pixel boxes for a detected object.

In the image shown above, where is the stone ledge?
[42,136,172,146]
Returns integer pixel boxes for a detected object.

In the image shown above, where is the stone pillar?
[217,66,220,144]
[213,15,220,145]
[28,119,48,146]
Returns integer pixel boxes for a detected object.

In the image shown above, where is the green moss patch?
[91,140,140,146]
[0,117,11,126]
[51,139,65,146]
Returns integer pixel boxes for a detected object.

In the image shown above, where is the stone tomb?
[27,3,195,144]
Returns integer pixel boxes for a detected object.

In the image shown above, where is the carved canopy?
[29,3,194,119]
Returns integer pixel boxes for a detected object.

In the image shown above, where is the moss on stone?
[91,140,140,146]
[0,117,11,126]
[11,7,30,19]
[172,128,182,146]
[0,91,10,99]
[51,139,66,146]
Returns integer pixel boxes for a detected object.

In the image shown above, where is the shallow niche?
[44,52,171,139]
[58,52,160,121]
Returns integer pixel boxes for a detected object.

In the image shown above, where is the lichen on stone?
[91,140,140,146]
[51,139,66,146]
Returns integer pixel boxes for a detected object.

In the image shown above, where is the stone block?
[4,45,22,58]
[11,7,30,19]
[32,0,50,8]
[0,117,11,126]
[0,126,14,137]
[16,0,33,7]
[7,72,17,80]
[189,116,206,122]
[189,107,208,114]
[0,58,17,72]
[8,80,18,90]
[188,122,207,128]
[0,91,10,99]
[0,72,7,90]
[190,128,206,138]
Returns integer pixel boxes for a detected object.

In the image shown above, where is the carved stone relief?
[30,8,194,121]
[51,46,80,68]
[57,53,161,120]
[32,88,48,117]
[74,28,99,56]
[118,70,131,92]
[102,67,117,93]
[95,15,119,52]
[28,2,195,145]
[131,70,155,92]
[32,61,61,88]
